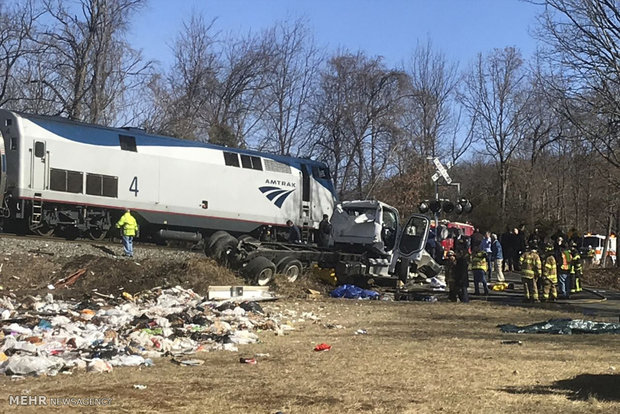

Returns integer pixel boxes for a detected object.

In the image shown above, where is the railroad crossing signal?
[431,157,452,184]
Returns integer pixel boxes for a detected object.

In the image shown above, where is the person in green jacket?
[116,209,139,257]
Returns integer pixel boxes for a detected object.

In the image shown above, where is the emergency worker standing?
[557,242,573,299]
[116,209,139,258]
[520,244,542,302]
[470,249,489,295]
[541,244,558,302]
[570,243,583,294]
[317,214,332,248]
[451,239,470,303]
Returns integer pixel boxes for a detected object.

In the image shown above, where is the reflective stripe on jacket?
[543,255,558,283]
[560,250,572,271]
[571,253,583,274]
[470,252,488,271]
[520,251,541,279]
[116,212,138,236]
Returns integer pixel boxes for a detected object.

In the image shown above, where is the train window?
[224,152,240,167]
[34,141,45,158]
[119,135,137,152]
[240,155,252,168]
[250,156,262,170]
[5,119,11,126]
[50,169,83,193]
[86,174,102,195]
[102,175,118,197]
[86,173,118,198]
[312,166,331,179]
[50,169,67,192]
[67,171,83,193]
[240,155,262,170]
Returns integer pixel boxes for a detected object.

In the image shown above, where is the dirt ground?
[0,240,618,413]
[0,299,618,413]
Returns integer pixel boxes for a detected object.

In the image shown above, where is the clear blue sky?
[131,0,540,68]
[131,0,543,69]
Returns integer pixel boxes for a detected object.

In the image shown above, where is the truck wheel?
[243,256,276,286]
[276,257,303,282]
[205,231,231,256]
[238,234,259,243]
[211,234,238,266]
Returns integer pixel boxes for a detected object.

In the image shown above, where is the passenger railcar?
[0,110,336,242]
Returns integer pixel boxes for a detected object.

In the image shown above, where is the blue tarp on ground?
[330,284,380,299]
[498,318,620,334]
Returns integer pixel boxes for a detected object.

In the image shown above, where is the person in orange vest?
[556,240,572,299]
[116,208,139,258]
[541,243,558,302]
[520,243,542,302]
[470,248,489,296]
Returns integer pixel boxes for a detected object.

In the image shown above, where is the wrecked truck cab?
[330,200,399,256]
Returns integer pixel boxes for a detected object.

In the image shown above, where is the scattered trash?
[324,323,344,329]
[500,340,522,345]
[254,353,270,358]
[0,286,295,376]
[173,359,204,366]
[355,329,368,335]
[498,319,620,334]
[239,357,257,365]
[314,343,331,352]
[133,384,147,390]
[330,284,379,299]
[54,268,87,288]
[122,292,134,301]
[46,284,55,290]
[87,359,113,373]
[306,288,322,299]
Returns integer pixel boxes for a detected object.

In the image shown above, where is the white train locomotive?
[0,110,336,245]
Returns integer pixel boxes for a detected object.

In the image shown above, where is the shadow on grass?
[502,374,620,401]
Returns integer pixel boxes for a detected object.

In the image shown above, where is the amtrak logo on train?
[259,182,296,208]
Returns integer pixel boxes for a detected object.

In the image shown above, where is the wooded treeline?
[0,0,618,236]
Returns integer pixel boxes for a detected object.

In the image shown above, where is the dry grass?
[1,299,618,413]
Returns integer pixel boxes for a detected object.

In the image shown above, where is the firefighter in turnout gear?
[520,243,542,302]
[570,243,583,293]
[470,249,489,295]
[541,243,558,302]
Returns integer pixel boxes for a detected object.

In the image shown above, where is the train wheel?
[29,221,54,237]
[276,256,303,282]
[88,227,108,241]
[243,256,276,286]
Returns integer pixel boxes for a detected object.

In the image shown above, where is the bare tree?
[535,0,620,169]
[0,0,40,108]
[25,0,152,124]
[313,52,405,199]
[459,47,531,217]
[402,39,459,160]
[253,19,322,156]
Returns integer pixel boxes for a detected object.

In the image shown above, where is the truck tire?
[243,256,276,286]
[211,234,238,265]
[205,231,231,256]
[238,234,259,243]
[276,257,304,282]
